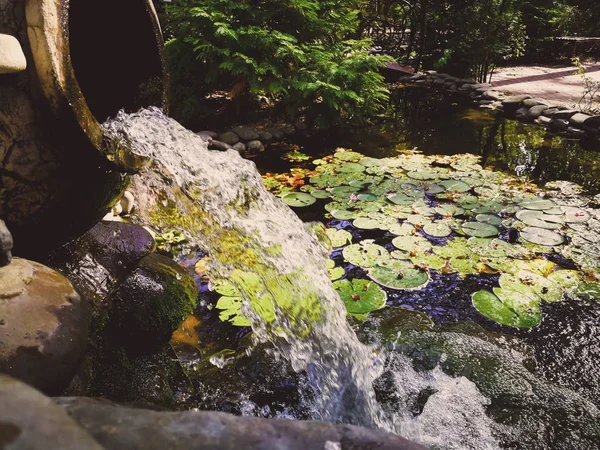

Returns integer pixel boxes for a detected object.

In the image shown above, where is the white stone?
[0,34,27,74]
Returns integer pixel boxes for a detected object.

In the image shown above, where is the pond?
[171,87,600,449]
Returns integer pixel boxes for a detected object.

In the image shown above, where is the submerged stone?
[232,125,259,141]
[0,259,88,394]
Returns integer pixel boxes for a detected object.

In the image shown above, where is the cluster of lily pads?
[267,148,600,328]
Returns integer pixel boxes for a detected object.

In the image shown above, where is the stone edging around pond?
[401,71,600,144]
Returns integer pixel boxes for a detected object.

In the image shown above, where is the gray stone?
[281,124,296,136]
[0,34,27,74]
[258,131,273,142]
[196,130,218,139]
[567,126,587,137]
[218,131,240,145]
[0,376,102,449]
[569,113,593,127]
[482,90,504,101]
[0,219,12,267]
[294,117,309,131]
[0,259,88,394]
[47,221,156,305]
[502,94,532,105]
[473,83,493,93]
[547,109,578,120]
[458,78,477,84]
[433,78,446,85]
[56,397,424,450]
[537,116,552,126]
[583,115,600,128]
[528,105,550,119]
[232,142,247,153]
[551,119,570,131]
[425,70,438,75]
[195,132,213,143]
[209,140,233,151]
[247,140,265,151]
[479,100,495,105]
[232,125,260,141]
[265,127,285,141]
[448,84,458,91]
[515,107,531,119]
[522,98,547,108]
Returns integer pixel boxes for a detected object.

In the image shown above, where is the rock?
[108,253,198,351]
[528,105,549,119]
[258,131,273,142]
[0,219,12,267]
[482,90,504,101]
[209,140,233,151]
[522,98,547,108]
[56,397,424,450]
[472,83,492,93]
[501,95,532,113]
[433,78,446,85]
[425,70,438,75]
[567,126,587,137]
[0,375,102,449]
[120,190,135,215]
[0,259,88,394]
[0,34,27,74]
[232,142,247,153]
[196,130,218,139]
[537,115,552,126]
[246,140,265,151]
[569,113,593,127]
[547,109,578,120]
[231,125,259,141]
[479,100,495,105]
[46,221,156,305]
[458,78,477,85]
[281,124,296,136]
[265,127,285,141]
[551,118,570,131]
[294,117,309,131]
[515,107,531,119]
[583,115,600,128]
[218,131,240,146]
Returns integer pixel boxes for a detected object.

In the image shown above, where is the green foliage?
[166,0,392,125]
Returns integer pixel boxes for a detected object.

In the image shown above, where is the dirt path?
[491,63,600,107]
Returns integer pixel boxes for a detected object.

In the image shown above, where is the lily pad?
[561,206,591,223]
[330,210,356,220]
[333,279,387,314]
[392,235,433,253]
[311,189,331,199]
[331,185,361,198]
[343,241,389,268]
[520,227,564,246]
[281,192,316,207]
[519,197,557,211]
[476,214,503,226]
[547,270,582,290]
[515,270,562,303]
[439,180,470,192]
[326,228,352,248]
[337,162,366,173]
[472,290,541,328]
[353,218,381,230]
[423,222,453,238]
[515,210,563,230]
[369,260,430,290]
[326,259,345,281]
[435,204,465,217]
[462,222,499,238]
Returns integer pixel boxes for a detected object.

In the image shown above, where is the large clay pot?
[0,0,168,257]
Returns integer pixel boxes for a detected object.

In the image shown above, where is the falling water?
[103,107,391,429]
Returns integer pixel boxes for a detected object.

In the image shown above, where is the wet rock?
[246,140,264,152]
[515,106,531,120]
[482,90,503,101]
[209,139,233,151]
[265,127,285,141]
[583,115,600,128]
[218,131,240,145]
[108,253,198,351]
[569,112,592,127]
[0,219,12,267]
[55,397,424,450]
[0,375,102,449]
[537,115,552,126]
[232,142,247,153]
[547,108,578,120]
[522,98,547,108]
[294,117,309,131]
[231,125,259,142]
[567,126,587,137]
[281,124,296,136]
[196,130,218,139]
[433,78,446,85]
[479,100,495,106]
[0,259,88,394]
[551,118,570,131]
[47,221,155,305]
[528,105,549,119]
[0,34,27,74]
[258,130,273,142]
[502,95,532,113]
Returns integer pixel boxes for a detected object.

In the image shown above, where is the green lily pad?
[357,193,379,202]
[359,157,384,167]
[311,189,331,199]
[343,241,389,268]
[337,162,366,173]
[388,223,416,236]
[515,210,563,230]
[575,282,600,301]
[520,227,564,246]
[330,210,356,220]
[462,222,499,238]
[326,228,352,247]
[435,204,465,217]
[326,259,345,281]
[476,214,503,226]
[281,192,317,207]
[392,235,433,253]
[423,222,453,238]
[472,290,541,328]
[439,180,470,192]
[330,185,361,198]
[519,197,557,211]
[561,206,591,223]
[333,279,387,314]
[387,193,417,206]
[353,218,381,230]
[515,270,562,303]
[369,260,430,290]
[547,270,582,290]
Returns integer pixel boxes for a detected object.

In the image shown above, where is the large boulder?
[55,397,424,450]
[231,125,259,141]
[108,253,198,351]
[47,221,156,305]
[0,375,102,449]
[0,34,27,74]
[218,131,240,146]
[0,259,88,394]
[0,219,12,267]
